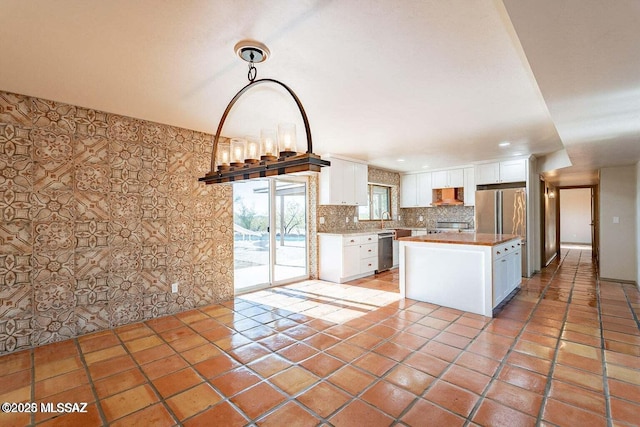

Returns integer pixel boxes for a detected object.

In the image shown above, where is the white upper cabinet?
[463,167,475,206]
[499,159,527,183]
[319,156,368,205]
[400,172,432,207]
[431,168,463,188]
[476,159,526,185]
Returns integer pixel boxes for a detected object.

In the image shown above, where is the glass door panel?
[274,179,308,283]
[233,177,308,293]
[233,179,270,292]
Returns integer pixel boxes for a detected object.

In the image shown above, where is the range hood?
[432,188,464,206]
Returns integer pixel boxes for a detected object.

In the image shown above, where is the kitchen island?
[398,233,522,317]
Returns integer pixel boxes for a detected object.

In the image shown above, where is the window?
[358,184,391,221]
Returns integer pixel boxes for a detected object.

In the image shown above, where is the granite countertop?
[398,233,521,246]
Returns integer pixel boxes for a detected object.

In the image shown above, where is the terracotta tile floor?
[1,248,639,426]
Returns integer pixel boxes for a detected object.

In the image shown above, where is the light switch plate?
[319,217,325,224]
[346,217,349,223]
[353,216,358,223]
[613,216,619,224]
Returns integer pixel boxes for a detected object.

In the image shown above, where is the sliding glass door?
[233,177,308,293]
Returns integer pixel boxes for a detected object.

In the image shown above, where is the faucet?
[380,211,391,229]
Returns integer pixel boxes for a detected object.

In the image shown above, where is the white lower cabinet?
[492,239,523,307]
[319,234,378,283]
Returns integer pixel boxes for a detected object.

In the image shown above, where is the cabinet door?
[463,167,475,206]
[417,172,432,206]
[319,157,345,205]
[496,256,509,306]
[341,160,356,205]
[400,174,418,207]
[448,169,464,187]
[476,163,500,185]
[353,162,368,206]
[342,244,360,278]
[499,159,527,183]
[431,171,448,188]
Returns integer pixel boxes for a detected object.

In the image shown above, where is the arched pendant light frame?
[199,77,329,184]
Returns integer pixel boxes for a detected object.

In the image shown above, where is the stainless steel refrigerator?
[475,187,527,275]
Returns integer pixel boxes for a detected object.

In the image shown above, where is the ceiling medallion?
[199,40,330,184]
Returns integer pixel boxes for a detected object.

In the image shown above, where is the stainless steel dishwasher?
[376,231,394,273]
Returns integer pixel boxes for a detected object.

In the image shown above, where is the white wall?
[637,161,640,287]
[560,188,592,244]
[599,166,637,282]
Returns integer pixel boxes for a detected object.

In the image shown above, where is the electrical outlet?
[398,215,401,221]
[171,282,179,293]
[613,216,619,224]
[353,216,358,223]
[346,217,349,223]
[319,216,325,224]
[419,216,424,222]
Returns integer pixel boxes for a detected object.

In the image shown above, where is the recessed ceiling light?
[397,159,405,162]
[499,142,510,147]
[513,152,523,156]
[422,165,430,169]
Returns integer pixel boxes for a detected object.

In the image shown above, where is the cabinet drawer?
[360,256,378,273]
[343,236,360,246]
[492,240,521,259]
[360,242,378,258]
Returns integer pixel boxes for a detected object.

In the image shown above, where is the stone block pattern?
[0,90,233,354]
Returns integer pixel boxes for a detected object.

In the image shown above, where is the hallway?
[0,248,638,426]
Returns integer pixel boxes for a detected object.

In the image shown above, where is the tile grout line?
[534,250,580,424]
[72,338,108,426]
[595,256,614,427]
[464,251,568,426]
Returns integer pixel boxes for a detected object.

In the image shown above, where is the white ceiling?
[1,0,638,186]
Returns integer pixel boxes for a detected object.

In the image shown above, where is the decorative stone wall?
[0,91,233,354]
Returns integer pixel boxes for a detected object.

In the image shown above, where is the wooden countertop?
[398,232,521,246]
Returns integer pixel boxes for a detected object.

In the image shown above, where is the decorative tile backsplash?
[316,166,474,233]
[0,90,233,354]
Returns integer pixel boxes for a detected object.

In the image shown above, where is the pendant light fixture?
[199,40,330,184]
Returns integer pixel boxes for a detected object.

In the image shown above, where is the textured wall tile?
[0,92,31,126]
[32,308,76,346]
[141,293,169,320]
[74,108,108,137]
[0,316,32,353]
[32,251,74,282]
[1,189,31,221]
[0,123,31,157]
[74,135,109,164]
[0,220,32,254]
[0,90,235,355]
[141,244,168,270]
[75,303,109,334]
[109,295,142,327]
[0,254,32,287]
[76,221,109,249]
[111,245,141,272]
[30,190,75,221]
[0,284,32,318]
[75,248,111,279]
[109,193,141,221]
[140,269,167,294]
[141,195,167,220]
[34,221,74,252]
[109,140,142,170]
[75,190,110,220]
[76,275,109,305]
[30,98,77,133]
[166,127,195,152]
[75,164,110,193]
[108,220,142,248]
[0,156,32,191]
[141,122,167,147]
[108,271,144,299]
[106,115,141,141]
[34,280,75,312]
